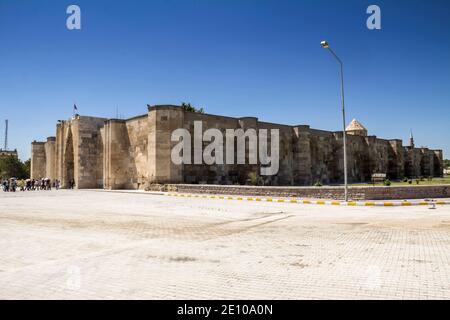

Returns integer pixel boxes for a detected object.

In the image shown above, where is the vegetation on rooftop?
[180,102,205,114]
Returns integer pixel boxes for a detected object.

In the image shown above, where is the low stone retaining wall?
[362,185,450,200]
[148,184,450,201]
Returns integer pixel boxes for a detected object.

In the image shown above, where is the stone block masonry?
[30,141,46,179]
[30,105,444,189]
[156,184,450,201]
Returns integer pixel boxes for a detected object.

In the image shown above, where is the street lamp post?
[320,40,348,201]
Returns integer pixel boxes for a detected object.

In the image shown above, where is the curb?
[165,193,450,207]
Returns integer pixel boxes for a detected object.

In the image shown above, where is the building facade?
[30,105,444,189]
[0,149,18,159]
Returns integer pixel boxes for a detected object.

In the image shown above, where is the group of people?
[1,178,68,192]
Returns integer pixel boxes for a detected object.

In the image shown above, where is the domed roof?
[346,119,367,132]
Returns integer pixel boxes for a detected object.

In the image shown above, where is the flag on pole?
[74,104,78,111]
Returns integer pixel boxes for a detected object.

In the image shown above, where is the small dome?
[346,119,368,136]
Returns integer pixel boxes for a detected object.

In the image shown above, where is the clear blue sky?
[1,0,449,161]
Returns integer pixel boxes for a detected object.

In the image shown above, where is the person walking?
[10,179,16,192]
[18,179,25,191]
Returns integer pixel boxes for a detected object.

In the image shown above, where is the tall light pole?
[320,40,348,201]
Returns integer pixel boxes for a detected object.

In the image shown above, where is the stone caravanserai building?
[30,105,443,189]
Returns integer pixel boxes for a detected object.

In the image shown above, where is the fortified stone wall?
[308,129,337,184]
[434,150,444,176]
[54,118,78,188]
[44,137,56,181]
[154,106,442,186]
[148,106,184,184]
[76,116,105,188]
[31,141,46,179]
[102,120,130,189]
[126,115,150,188]
[30,105,444,189]
[292,126,312,185]
[102,115,150,190]
[182,111,261,185]
[259,121,294,186]
[403,147,443,179]
[388,140,405,179]
[42,115,107,188]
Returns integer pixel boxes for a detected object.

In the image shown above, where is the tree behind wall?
[22,159,31,178]
[0,156,29,179]
[444,159,450,169]
[180,102,204,114]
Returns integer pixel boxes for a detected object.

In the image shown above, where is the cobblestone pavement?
[1,190,449,299]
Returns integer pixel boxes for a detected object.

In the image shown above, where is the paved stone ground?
[1,190,449,300]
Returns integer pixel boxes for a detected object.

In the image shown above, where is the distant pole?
[4,119,8,151]
[73,102,78,117]
[321,40,348,201]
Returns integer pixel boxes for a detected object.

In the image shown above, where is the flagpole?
[73,102,78,118]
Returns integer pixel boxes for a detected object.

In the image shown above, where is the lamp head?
[320,40,329,49]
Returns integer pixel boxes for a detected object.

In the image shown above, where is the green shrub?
[314,181,322,187]
[248,172,263,186]
[402,177,408,183]
[415,179,420,185]
[408,180,413,185]
[383,179,391,186]
[180,102,205,114]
